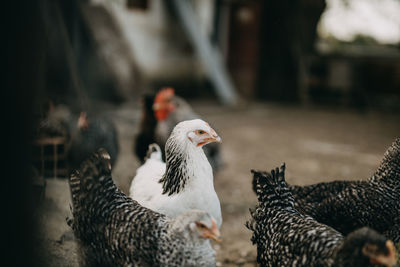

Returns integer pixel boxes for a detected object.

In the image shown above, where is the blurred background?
[31,0,400,109]
[4,0,400,266]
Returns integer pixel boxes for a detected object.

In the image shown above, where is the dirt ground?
[35,99,400,266]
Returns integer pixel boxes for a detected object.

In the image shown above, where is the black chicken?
[246,165,398,267]
[133,94,157,164]
[67,112,119,172]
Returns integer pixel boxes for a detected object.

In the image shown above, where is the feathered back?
[251,163,295,211]
[69,148,111,205]
[144,143,163,162]
[68,148,115,233]
[370,138,400,185]
[247,164,345,267]
[68,149,166,266]
[69,148,218,266]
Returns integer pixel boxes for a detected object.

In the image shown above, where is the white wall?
[90,0,215,81]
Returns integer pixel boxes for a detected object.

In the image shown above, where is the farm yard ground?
[35,99,400,266]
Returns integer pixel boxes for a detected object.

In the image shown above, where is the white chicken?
[129,119,223,228]
[153,87,224,172]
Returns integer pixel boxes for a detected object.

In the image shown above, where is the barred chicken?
[289,138,400,218]
[287,138,400,242]
[68,148,220,267]
[246,165,398,267]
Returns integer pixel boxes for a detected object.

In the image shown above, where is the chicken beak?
[198,134,221,147]
[196,126,222,147]
[206,232,222,243]
[384,240,398,267]
[203,219,222,243]
[208,127,222,143]
[368,240,398,267]
[78,112,89,130]
[205,135,221,144]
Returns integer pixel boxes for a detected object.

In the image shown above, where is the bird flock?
[64,88,400,267]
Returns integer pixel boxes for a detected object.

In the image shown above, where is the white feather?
[129,144,165,203]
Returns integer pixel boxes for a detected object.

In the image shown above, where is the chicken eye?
[196,130,206,135]
[196,222,207,229]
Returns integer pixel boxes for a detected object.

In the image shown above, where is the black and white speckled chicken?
[289,138,400,217]
[369,138,400,183]
[68,148,220,267]
[67,112,119,172]
[286,138,400,242]
[288,179,364,216]
[246,165,398,267]
[133,87,223,171]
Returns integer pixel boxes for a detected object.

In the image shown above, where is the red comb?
[154,87,176,121]
[154,87,175,104]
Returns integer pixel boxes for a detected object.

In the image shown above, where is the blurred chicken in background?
[67,112,119,172]
[36,100,73,139]
[134,93,157,164]
[134,87,224,172]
